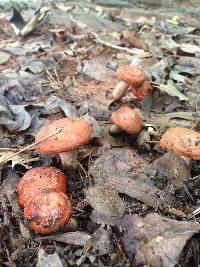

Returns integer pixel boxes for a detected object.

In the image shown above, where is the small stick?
[0,128,62,164]
[146,140,160,143]
[94,37,146,55]
[0,148,19,151]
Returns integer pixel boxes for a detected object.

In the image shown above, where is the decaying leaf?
[85,174,175,225]
[38,232,91,246]
[85,183,125,225]
[82,57,115,82]
[0,103,34,132]
[89,147,147,179]
[1,168,20,203]
[155,80,188,101]
[143,111,198,130]
[115,213,200,267]
[0,51,11,64]
[11,6,52,37]
[84,227,114,256]
[0,151,38,168]
[82,113,102,138]
[109,175,175,209]
[146,152,190,188]
[36,248,64,267]
[43,96,77,118]
[169,71,192,84]
[179,43,200,54]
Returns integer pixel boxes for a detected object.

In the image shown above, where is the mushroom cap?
[111,106,142,134]
[24,192,73,234]
[116,65,145,85]
[17,167,66,207]
[160,127,200,160]
[35,118,92,154]
[131,80,153,101]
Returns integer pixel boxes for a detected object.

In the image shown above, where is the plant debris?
[115,213,200,267]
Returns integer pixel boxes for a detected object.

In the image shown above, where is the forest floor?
[0,1,200,266]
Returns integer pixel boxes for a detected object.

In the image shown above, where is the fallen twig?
[94,37,148,56]
[0,128,62,165]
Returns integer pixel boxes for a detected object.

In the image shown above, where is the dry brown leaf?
[0,151,38,168]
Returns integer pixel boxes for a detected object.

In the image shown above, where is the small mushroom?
[24,191,73,234]
[35,117,92,169]
[112,65,152,100]
[137,124,159,150]
[110,106,142,135]
[17,167,66,208]
[160,127,200,168]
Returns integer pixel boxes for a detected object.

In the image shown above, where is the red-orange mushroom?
[110,106,142,135]
[116,65,145,86]
[35,118,92,154]
[160,127,200,160]
[35,117,92,169]
[17,167,66,208]
[112,65,152,100]
[24,191,73,234]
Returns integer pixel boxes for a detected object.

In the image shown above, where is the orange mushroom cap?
[117,65,145,86]
[24,191,73,234]
[111,106,142,134]
[160,127,200,160]
[35,118,92,154]
[17,167,66,207]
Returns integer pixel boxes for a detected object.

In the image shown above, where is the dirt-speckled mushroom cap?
[35,118,92,154]
[116,65,145,86]
[160,127,200,160]
[24,191,73,234]
[17,167,66,208]
[111,106,142,134]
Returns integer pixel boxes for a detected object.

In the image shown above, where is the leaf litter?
[1,0,200,266]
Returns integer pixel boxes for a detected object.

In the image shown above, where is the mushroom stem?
[109,124,122,135]
[59,151,78,170]
[112,81,129,99]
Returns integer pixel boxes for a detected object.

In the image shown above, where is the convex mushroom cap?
[160,127,200,160]
[35,118,92,154]
[24,191,73,234]
[117,65,145,86]
[17,167,66,207]
[111,106,142,135]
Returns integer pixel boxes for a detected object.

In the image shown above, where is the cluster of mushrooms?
[17,118,92,234]
[17,64,200,234]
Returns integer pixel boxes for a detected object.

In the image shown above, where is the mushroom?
[110,106,142,135]
[17,167,66,208]
[35,117,92,169]
[24,191,73,234]
[160,127,200,168]
[112,65,152,100]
